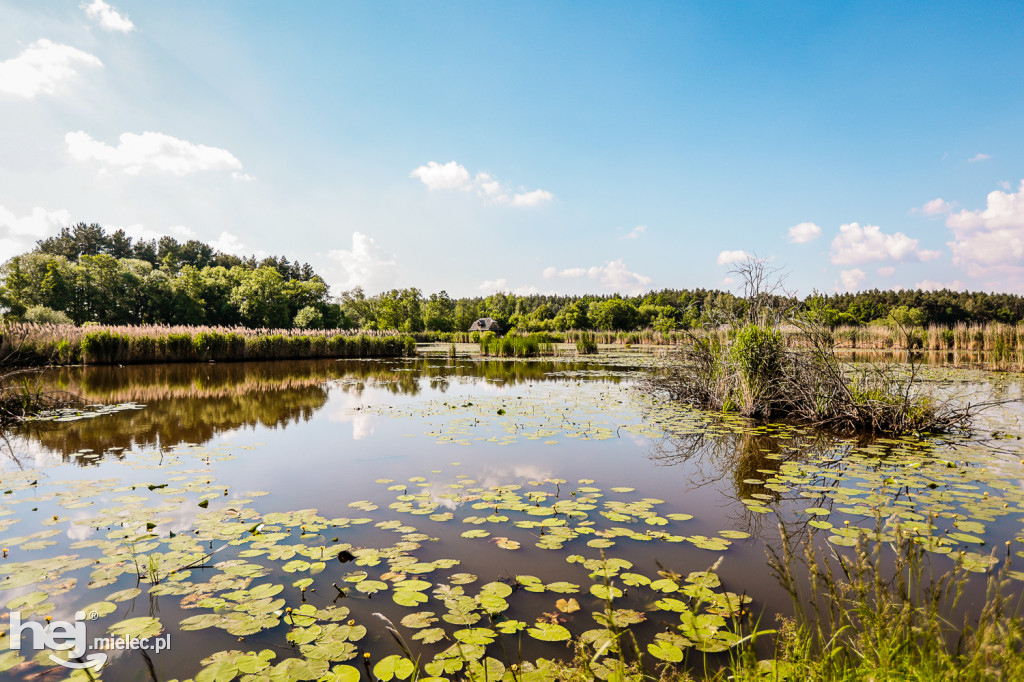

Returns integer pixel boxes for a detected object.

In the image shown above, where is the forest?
[3,222,1024,332]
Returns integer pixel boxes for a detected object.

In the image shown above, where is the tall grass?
[416,322,1024,369]
[0,323,416,366]
[748,524,1024,681]
[478,331,555,357]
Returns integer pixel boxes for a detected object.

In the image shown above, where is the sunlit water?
[0,354,1022,679]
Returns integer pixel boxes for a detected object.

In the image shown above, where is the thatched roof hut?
[469,317,502,333]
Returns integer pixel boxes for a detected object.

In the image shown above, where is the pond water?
[1,353,1023,680]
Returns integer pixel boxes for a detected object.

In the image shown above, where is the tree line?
[2,223,1024,331]
[1,223,334,328]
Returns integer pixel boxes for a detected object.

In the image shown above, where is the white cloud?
[168,225,198,240]
[511,189,553,207]
[839,268,866,292]
[542,259,651,294]
[0,40,102,99]
[110,223,197,245]
[945,180,1024,282]
[716,250,750,265]
[327,232,398,293]
[877,266,895,277]
[411,160,552,206]
[0,205,71,263]
[410,161,471,191]
[786,222,821,243]
[829,222,941,265]
[968,153,991,163]
[82,0,135,32]
[66,130,243,175]
[623,225,647,240]
[914,198,955,216]
[210,231,248,255]
[478,278,509,293]
[915,279,965,291]
[590,260,651,292]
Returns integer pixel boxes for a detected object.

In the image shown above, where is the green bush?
[731,324,784,413]
[293,306,324,330]
[22,306,74,326]
[575,335,598,354]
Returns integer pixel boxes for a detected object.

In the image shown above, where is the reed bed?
[0,323,416,366]
[478,332,555,357]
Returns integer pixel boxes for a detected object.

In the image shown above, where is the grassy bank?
[0,323,416,366]
[416,322,1024,357]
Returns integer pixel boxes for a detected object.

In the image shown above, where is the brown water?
[0,356,1021,679]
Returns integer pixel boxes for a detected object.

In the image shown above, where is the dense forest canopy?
[3,223,1024,331]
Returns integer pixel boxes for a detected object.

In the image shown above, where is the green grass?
[0,323,416,366]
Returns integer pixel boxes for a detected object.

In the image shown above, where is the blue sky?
[1,1,1022,297]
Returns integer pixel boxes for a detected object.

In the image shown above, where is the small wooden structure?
[469,317,502,333]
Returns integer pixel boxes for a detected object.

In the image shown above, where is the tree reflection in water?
[16,357,624,464]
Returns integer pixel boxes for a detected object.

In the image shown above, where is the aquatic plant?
[479,332,553,358]
[646,260,978,434]
[750,523,1024,681]
[0,322,416,366]
[576,334,599,355]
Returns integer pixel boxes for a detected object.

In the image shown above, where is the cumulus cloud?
[829,222,941,265]
[877,266,896,277]
[112,223,197,245]
[82,0,135,32]
[409,161,471,191]
[716,250,750,265]
[65,130,243,175]
[915,279,965,291]
[478,278,509,293]
[0,40,101,99]
[786,222,821,243]
[839,268,866,292]
[210,231,249,256]
[511,189,554,207]
[623,225,647,240]
[541,259,651,294]
[0,205,71,262]
[410,160,552,206]
[914,198,955,216]
[327,232,398,293]
[543,266,587,279]
[945,180,1024,282]
[968,153,991,163]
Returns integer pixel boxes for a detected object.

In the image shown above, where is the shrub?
[647,318,972,434]
[575,335,598,355]
[22,306,74,326]
[293,306,324,330]
[731,324,784,415]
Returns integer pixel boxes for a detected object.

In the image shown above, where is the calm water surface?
[1,355,1022,679]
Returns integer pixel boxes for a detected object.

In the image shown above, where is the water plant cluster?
[649,323,975,434]
[478,333,555,358]
[0,324,416,366]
